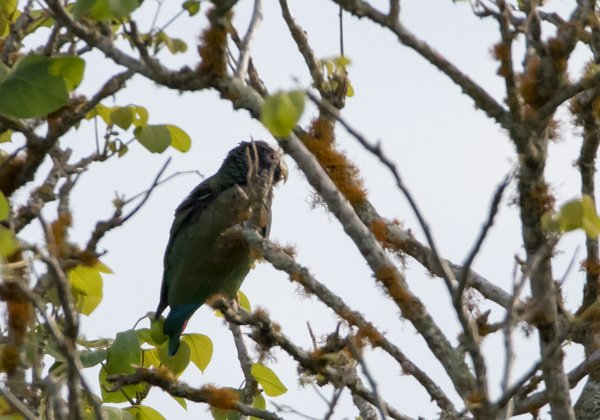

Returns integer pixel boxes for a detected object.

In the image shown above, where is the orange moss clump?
[288,271,305,284]
[375,266,422,318]
[0,345,18,374]
[301,118,367,206]
[50,212,72,258]
[356,323,384,347]
[547,37,567,74]
[0,154,27,197]
[197,7,230,78]
[370,218,388,242]
[0,280,33,375]
[281,244,297,258]
[528,182,555,215]
[581,259,600,277]
[79,251,100,267]
[204,385,239,409]
[520,55,542,109]
[369,218,406,263]
[491,43,511,78]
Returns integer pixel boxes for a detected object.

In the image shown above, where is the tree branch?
[107,368,282,420]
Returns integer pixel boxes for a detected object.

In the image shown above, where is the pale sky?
[15,0,592,418]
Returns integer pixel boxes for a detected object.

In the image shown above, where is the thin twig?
[348,340,387,419]
[229,322,259,405]
[456,174,511,302]
[235,0,263,81]
[323,388,344,420]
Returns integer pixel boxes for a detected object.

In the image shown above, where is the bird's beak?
[279,155,289,184]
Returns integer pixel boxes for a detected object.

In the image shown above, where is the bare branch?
[212,299,415,420]
[235,0,263,81]
[279,0,326,96]
[330,0,511,130]
[84,157,171,257]
[238,227,459,416]
[229,322,259,404]
[347,339,387,419]
[107,368,282,420]
[456,174,511,301]
[514,350,600,415]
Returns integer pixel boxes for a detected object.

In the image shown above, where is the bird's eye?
[269,153,276,160]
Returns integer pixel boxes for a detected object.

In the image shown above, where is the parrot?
[155,140,288,355]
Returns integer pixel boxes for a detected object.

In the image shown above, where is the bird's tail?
[164,304,200,356]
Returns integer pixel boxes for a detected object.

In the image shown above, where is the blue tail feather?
[164,304,200,356]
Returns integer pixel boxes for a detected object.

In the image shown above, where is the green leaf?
[86,103,113,124]
[238,290,251,312]
[333,55,351,68]
[142,348,160,368]
[80,348,108,368]
[210,389,242,420]
[77,0,141,21]
[150,317,168,345]
[211,408,242,420]
[0,226,18,259]
[106,329,142,374]
[0,62,10,84]
[346,80,355,97]
[105,0,140,19]
[182,0,201,16]
[181,333,212,372]
[25,9,55,33]
[251,363,288,397]
[68,265,103,315]
[172,395,187,410]
[132,106,149,127]
[136,328,156,346]
[558,199,583,232]
[99,330,147,403]
[156,31,188,54]
[250,393,266,420]
[0,54,85,118]
[260,90,305,138]
[84,405,135,420]
[78,337,111,348]
[165,124,191,152]
[134,125,170,153]
[125,405,166,420]
[99,368,147,404]
[49,56,85,91]
[582,194,600,238]
[110,106,134,130]
[73,0,95,20]
[0,190,9,221]
[118,143,129,157]
[0,0,17,37]
[157,340,190,376]
[0,130,12,143]
[96,260,114,274]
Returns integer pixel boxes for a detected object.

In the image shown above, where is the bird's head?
[222,140,288,186]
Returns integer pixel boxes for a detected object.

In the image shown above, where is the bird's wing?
[156,179,256,313]
[155,176,217,318]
